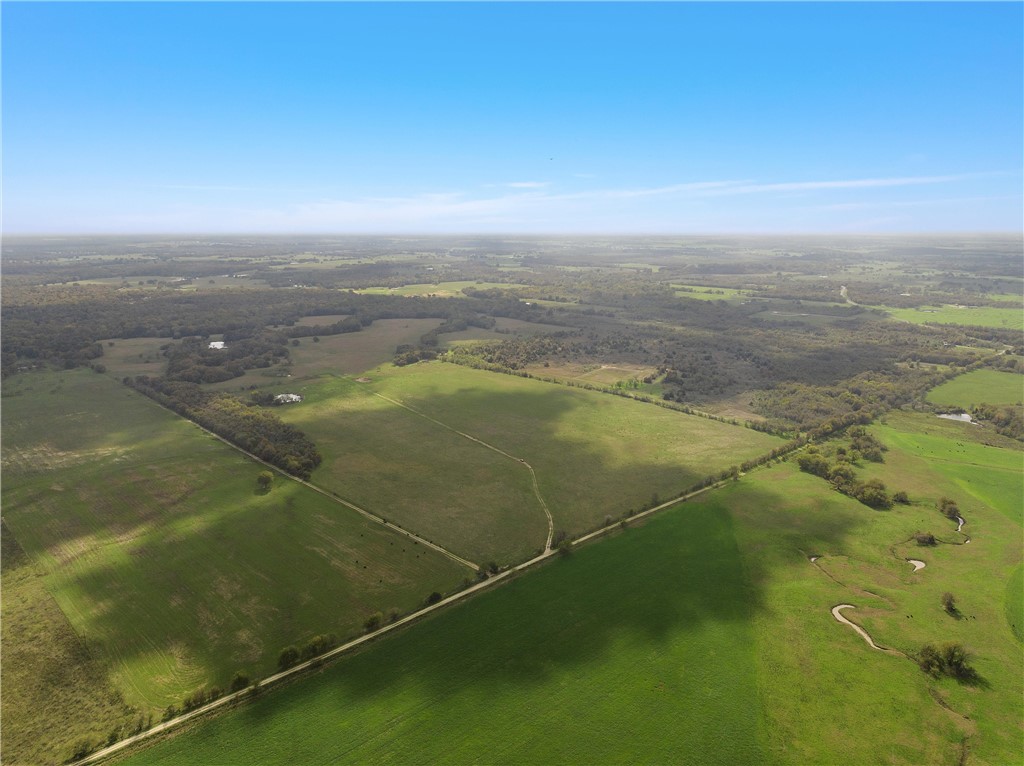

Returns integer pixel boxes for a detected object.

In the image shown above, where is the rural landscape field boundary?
[71,461,787,765]
[130,387,480,571]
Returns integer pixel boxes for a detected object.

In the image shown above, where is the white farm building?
[274,393,303,404]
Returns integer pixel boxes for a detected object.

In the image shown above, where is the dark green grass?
[121,504,767,766]
[1,371,467,724]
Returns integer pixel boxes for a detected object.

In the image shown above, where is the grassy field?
[926,368,1023,408]
[273,362,783,561]
[269,374,546,564]
[284,318,442,379]
[672,283,752,300]
[878,304,1024,331]
[120,497,768,766]
[1,523,137,766]
[118,410,1022,765]
[0,370,467,760]
[354,281,517,298]
[99,337,173,378]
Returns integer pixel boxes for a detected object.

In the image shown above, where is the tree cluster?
[126,376,322,478]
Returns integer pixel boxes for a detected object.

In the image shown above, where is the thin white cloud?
[505,181,549,188]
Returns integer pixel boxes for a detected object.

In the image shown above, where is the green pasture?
[926,368,1023,408]
[271,374,547,564]
[672,283,751,300]
[284,318,442,379]
[2,523,136,766]
[877,304,1024,331]
[353,281,517,298]
[367,365,784,538]
[120,419,1022,765]
[98,337,173,378]
[0,371,466,734]
[871,410,1023,527]
[121,499,768,766]
[277,362,783,554]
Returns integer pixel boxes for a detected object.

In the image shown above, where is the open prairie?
[272,362,785,562]
[0,369,467,758]
[926,368,1023,408]
[118,413,1023,765]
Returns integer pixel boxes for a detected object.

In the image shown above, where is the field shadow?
[6,372,872,725]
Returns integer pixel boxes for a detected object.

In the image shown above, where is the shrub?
[426,591,443,605]
[363,613,383,632]
[230,671,251,692]
[892,490,910,504]
[278,645,300,670]
[914,532,937,546]
[919,642,974,680]
[942,592,958,615]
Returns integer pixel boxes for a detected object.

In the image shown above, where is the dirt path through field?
[374,392,555,552]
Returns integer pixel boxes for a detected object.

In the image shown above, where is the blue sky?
[3,2,1022,234]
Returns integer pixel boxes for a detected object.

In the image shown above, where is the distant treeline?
[125,375,322,478]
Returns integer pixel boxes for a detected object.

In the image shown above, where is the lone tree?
[942,592,959,616]
[257,471,274,492]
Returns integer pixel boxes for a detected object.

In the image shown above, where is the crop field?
[878,304,1024,331]
[354,281,517,298]
[118,412,1023,765]
[273,362,784,562]
[926,369,1023,408]
[0,370,467,751]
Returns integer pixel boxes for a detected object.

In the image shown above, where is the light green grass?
[672,283,751,300]
[279,362,784,553]
[271,374,547,564]
[1,371,467,722]
[878,304,1024,331]
[926,369,1023,408]
[1,524,137,766]
[872,411,1023,527]
[121,501,768,766]
[353,281,516,298]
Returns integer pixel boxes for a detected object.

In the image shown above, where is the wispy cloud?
[58,170,1011,234]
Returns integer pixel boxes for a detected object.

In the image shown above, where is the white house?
[274,393,303,404]
[208,341,226,350]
